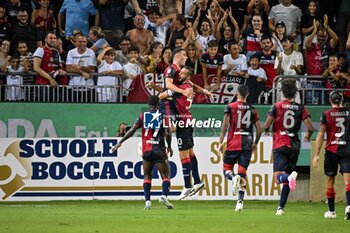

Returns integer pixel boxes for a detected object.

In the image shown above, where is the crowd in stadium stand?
[0,0,350,103]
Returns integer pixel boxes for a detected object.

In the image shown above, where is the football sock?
[190,155,201,184]
[162,178,171,197]
[238,190,245,202]
[224,170,234,180]
[276,173,289,183]
[326,188,336,212]
[181,158,192,188]
[143,180,151,201]
[345,184,350,206]
[279,183,290,208]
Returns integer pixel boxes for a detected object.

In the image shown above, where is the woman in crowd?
[216,8,240,56]
[185,42,202,75]
[144,41,163,74]
[156,46,172,74]
[31,0,56,39]
[301,0,322,51]
[88,26,109,56]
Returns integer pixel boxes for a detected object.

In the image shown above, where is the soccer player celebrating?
[264,79,314,215]
[313,91,350,220]
[218,85,262,212]
[157,66,212,200]
[161,47,194,129]
[112,95,174,210]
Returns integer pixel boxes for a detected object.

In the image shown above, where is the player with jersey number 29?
[264,78,314,216]
[218,84,262,212]
[313,91,350,220]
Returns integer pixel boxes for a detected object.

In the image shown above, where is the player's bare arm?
[303,117,314,142]
[312,125,326,168]
[218,113,230,153]
[263,115,275,135]
[253,120,263,151]
[112,125,138,151]
[165,77,194,98]
[165,128,173,157]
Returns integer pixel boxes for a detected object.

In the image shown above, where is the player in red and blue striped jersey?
[160,48,194,128]
[158,66,212,200]
[112,95,174,210]
[218,84,262,212]
[313,91,350,220]
[264,79,314,216]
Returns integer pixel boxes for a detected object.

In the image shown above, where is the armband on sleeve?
[167,90,174,96]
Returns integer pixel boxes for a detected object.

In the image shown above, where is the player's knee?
[223,163,234,172]
[326,188,335,198]
[238,165,247,176]
[345,184,350,192]
[274,173,280,184]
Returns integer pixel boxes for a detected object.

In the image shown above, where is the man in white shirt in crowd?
[66,34,97,102]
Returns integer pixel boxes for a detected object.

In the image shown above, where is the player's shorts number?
[177,138,183,145]
[283,110,295,129]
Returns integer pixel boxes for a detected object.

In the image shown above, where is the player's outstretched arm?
[313,125,326,168]
[112,125,138,151]
[303,117,314,142]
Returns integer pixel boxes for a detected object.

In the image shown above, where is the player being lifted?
[112,95,174,210]
[151,66,212,200]
[264,79,314,215]
[160,47,194,130]
[218,84,262,212]
[313,91,350,220]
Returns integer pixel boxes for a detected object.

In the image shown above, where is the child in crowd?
[4,56,28,101]
[246,53,267,103]
[96,47,124,102]
[201,40,224,91]
[122,46,146,97]
[17,41,34,85]
[247,53,267,83]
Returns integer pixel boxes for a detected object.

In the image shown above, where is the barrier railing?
[272,75,350,105]
[0,72,123,103]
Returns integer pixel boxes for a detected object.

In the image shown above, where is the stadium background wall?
[0,103,328,166]
[0,103,345,202]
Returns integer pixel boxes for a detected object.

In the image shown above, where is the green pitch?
[0,200,348,233]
